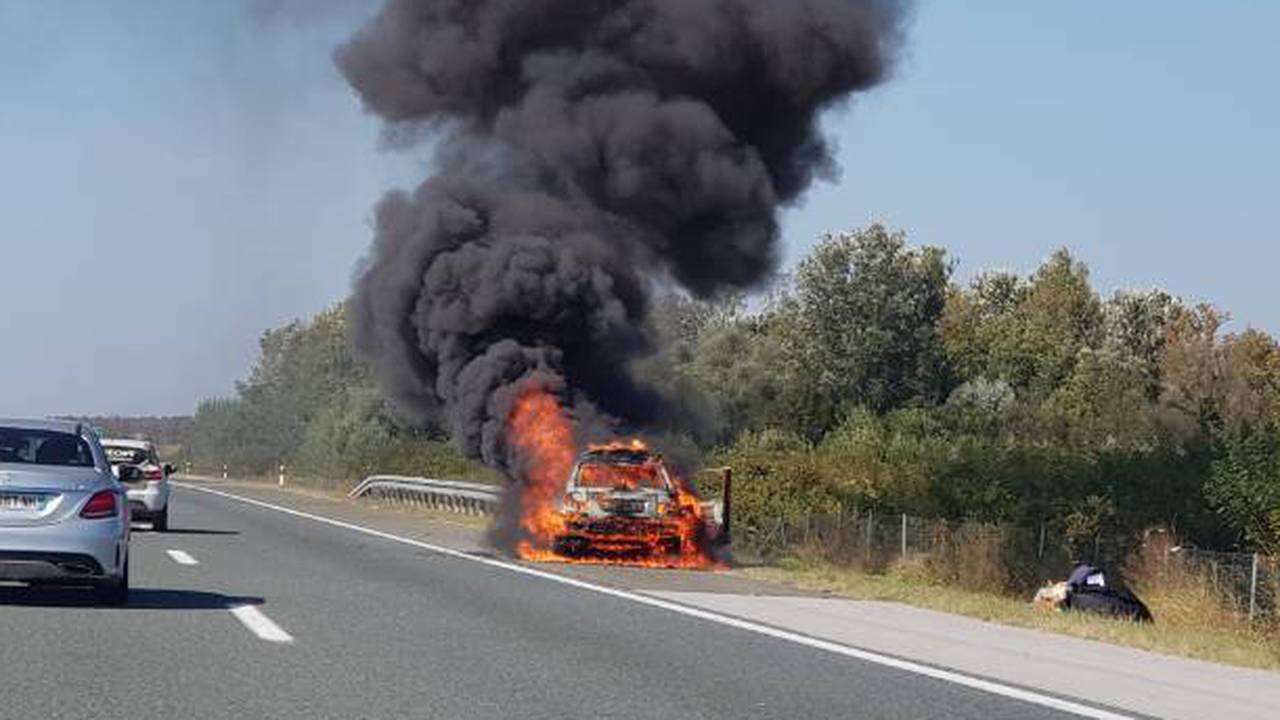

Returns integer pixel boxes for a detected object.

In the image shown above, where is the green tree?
[944,249,1103,399]
[781,224,952,437]
[1103,289,1185,400]
[1207,430,1280,553]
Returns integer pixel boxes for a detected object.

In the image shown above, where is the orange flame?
[507,386,576,557]
[506,386,720,569]
[587,438,650,453]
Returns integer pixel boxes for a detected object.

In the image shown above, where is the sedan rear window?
[0,428,95,467]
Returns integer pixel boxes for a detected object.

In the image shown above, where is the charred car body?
[552,447,690,558]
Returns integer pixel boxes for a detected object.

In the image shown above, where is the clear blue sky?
[2,1,1276,417]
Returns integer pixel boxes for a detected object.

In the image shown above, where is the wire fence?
[732,509,1278,621]
[1160,546,1279,621]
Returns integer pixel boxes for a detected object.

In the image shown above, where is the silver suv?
[0,420,131,604]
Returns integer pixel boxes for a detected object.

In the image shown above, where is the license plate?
[0,494,45,511]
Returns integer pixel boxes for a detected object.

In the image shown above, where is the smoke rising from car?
[337,0,911,475]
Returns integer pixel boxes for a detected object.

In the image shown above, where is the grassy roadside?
[737,556,1280,672]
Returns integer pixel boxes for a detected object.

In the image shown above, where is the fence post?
[901,513,908,559]
[1249,553,1260,621]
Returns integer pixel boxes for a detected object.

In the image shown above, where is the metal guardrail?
[349,474,726,527]
[348,475,501,516]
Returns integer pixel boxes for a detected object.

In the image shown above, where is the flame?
[587,438,650,453]
[507,386,576,557]
[506,386,720,569]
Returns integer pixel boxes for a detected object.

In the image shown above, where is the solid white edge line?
[165,549,199,566]
[229,604,294,644]
[175,482,1132,720]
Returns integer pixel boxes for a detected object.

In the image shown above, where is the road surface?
[0,482,1197,719]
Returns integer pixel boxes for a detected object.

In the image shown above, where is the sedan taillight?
[143,468,163,481]
[80,490,118,519]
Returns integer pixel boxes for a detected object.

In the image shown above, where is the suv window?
[103,445,154,466]
[0,428,96,467]
[575,462,664,490]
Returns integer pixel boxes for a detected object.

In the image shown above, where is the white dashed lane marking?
[165,550,199,566]
[229,604,294,644]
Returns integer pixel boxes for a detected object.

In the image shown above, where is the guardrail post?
[1249,553,1259,621]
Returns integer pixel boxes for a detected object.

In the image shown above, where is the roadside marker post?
[1249,553,1259,621]
[901,513,907,559]
[279,463,286,487]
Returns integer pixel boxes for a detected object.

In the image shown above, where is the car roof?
[100,438,154,450]
[0,418,84,434]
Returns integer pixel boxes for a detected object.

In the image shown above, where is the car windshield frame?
[0,427,97,468]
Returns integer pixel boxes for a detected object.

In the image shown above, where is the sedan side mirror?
[118,465,142,483]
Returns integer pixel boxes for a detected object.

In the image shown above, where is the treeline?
[650,226,1280,555]
[70,416,194,452]
[185,305,496,487]
[188,225,1280,553]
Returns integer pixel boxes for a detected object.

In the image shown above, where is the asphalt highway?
[0,485,1127,720]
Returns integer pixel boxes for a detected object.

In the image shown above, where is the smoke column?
[337,0,910,475]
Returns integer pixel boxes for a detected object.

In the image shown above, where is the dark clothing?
[1067,564,1105,589]
[1064,586,1154,622]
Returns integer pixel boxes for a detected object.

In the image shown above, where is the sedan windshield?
[0,427,95,467]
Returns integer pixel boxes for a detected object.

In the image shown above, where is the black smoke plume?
[338,0,910,471]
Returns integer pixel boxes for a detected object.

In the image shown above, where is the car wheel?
[554,536,588,557]
[95,560,129,607]
[661,537,684,557]
[154,508,169,532]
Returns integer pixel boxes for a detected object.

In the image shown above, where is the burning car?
[551,444,694,559]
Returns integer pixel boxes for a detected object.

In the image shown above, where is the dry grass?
[740,554,1280,672]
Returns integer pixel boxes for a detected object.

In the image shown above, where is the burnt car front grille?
[605,499,649,516]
